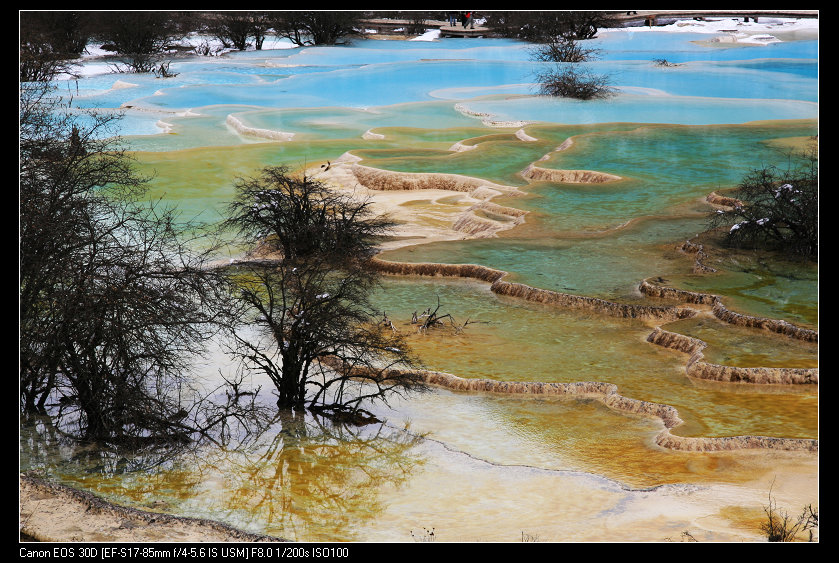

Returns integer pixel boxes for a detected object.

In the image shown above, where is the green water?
[370,277,818,441]
[664,316,819,368]
[667,251,819,328]
[381,215,704,298]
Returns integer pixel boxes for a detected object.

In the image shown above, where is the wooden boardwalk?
[439,25,491,38]
[361,18,445,35]
[360,18,492,38]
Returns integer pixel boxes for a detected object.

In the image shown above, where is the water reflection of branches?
[181,409,426,541]
[20,374,276,504]
[22,408,426,542]
[25,368,275,457]
[188,373,276,449]
[20,413,204,507]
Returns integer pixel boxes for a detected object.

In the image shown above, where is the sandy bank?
[19,475,287,543]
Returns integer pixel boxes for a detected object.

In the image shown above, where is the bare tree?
[535,64,615,100]
[271,12,362,46]
[21,11,91,57]
[223,167,425,422]
[204,11,255,51]
[20,37,74,83]
[20,11,91,81]
[411,296,486,335]
[401,11,437,35]
[525,13,614,100]
[249,11,273,50]
[223,166,393,262]
[547,11,614,40]
[760,481,818,542]
[20,81,234,445]
[88,11,183,72]
[530,36,600,63]
[484,11,616,42]
[652,58,681,67]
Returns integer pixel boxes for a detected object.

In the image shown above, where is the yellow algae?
[398,198,434,207]
[35,419,426,543]
[761,135,818,154]
[714,505,768,536]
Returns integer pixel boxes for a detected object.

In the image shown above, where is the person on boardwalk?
[448,11,457,27]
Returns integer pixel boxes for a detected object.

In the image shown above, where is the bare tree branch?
[222,167,426,423]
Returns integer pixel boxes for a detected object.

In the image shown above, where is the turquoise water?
[530,122,818,225]
[382,217,706,298]
[594,30,818,61]
[61,34,817,136]
[462,90,816,125]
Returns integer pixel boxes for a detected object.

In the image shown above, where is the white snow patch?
[411,29,442,42]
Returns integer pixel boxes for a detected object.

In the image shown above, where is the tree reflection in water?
[21,408,427,541]
[203,409,426,541]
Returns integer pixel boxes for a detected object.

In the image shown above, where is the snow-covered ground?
[67,33,299,78]
[410,29,442,42]
[605,15,819,45]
